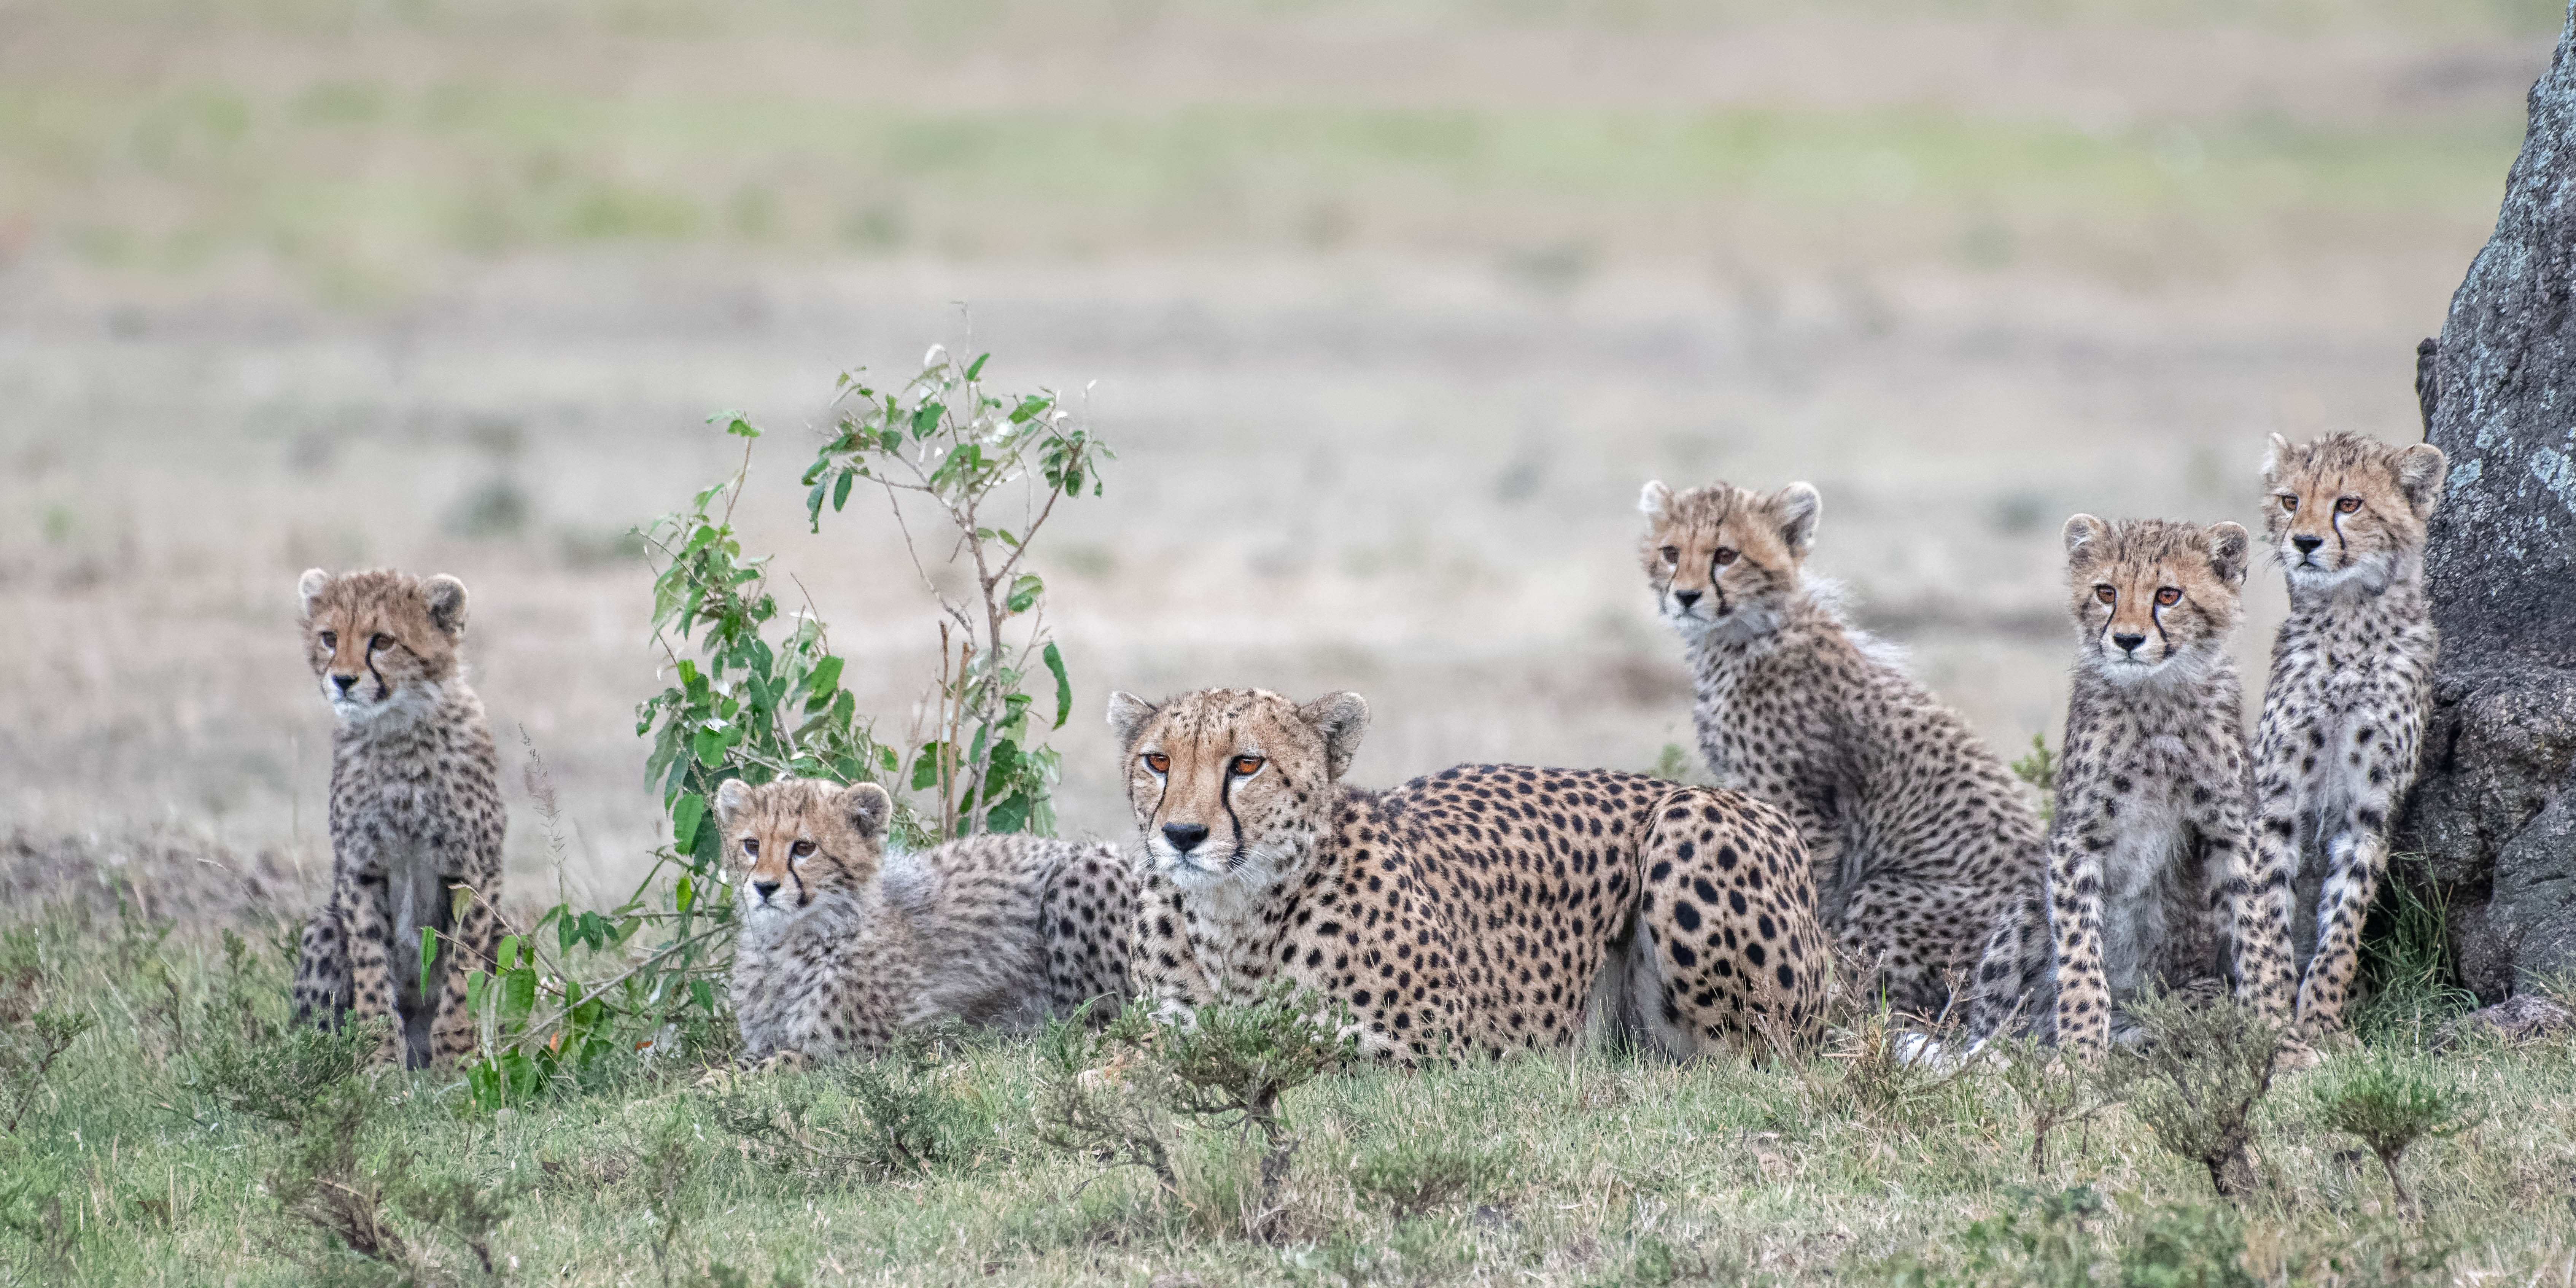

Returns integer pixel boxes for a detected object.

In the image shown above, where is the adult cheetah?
[289,568,507,1070]
[2252,431,2447,1039]
[720,777,1135,1064]
[1637,480,2047,1025]
[1108,687,1826,1064]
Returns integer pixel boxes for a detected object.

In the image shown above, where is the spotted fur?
[720,778,1135,1064]
[2252,431,2446,1039]
[1109,687,1825,1065]
[1638,480,2047,1024]
[1977,517,2289,1056]
[288,568,506,1070]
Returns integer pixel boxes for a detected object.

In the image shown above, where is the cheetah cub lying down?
[720,777,1135,1065]
[1109,687,1827,1064]
[1973,517,2293,1057]
[290,568,507,1070]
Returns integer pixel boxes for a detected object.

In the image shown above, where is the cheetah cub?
[289,569,507,1070]
[2252,431,2446,1039]
[2009,517,2291,1056]
[719,777,1135,1064]
[1638,480,2046,1021]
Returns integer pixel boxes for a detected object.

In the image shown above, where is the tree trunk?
[2401,2,2576,1001]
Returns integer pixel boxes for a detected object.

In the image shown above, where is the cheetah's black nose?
[332,674,358,694]
[1673,590,1702,610]
[753,879,781,901]
[2112,633,2148,655]
[1162,822,1209,854]
[2292,535,2323,555]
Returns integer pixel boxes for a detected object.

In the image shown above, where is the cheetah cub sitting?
[719,777,1135,1064]
[1110,687,1827,1064]
[290,569,507,1070]
[1638,480,2046,1022]
[1984,517,2292,1056]
[2252,431,2447,1040]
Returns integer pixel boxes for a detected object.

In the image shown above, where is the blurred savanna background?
[0,0,2559,913]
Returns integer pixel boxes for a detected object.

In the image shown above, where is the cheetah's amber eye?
[318,630,337,648]
[741,838,758,857]
[1658,545,1679,564]
[2155,587,2182,606]
[1713,548,1740,567]
[2336,496,2362,514]
[1142,752,1170,774]
[1230,755,1265,776]
[368,633,393,652]
[2094,585,2115,605]
[790,840,815,859]
[2279,495,2298,512]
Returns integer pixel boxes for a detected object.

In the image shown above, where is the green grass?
[5,900,2572,1286]
[2,0,2543,299]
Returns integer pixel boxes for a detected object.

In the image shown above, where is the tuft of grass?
[2351,870,2479,1047]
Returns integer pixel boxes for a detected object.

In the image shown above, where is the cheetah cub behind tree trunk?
[289,569,507,1070]
[2010,517,2293,1057]
[2252,431,2446,1040]
[719,777,1135,1065]
[1637,480,2047,1022]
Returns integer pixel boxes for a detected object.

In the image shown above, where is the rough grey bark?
[2400,2,2576,1000]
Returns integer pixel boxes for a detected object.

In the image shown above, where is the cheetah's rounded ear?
[2062,514,2110,561]
[1298,691,1371,782]
[1637,480,1673,524]
[1107,692,1159,749]
[1773,482,1821,557]
[298,568,332,619]
[713,778,758,830]
[2260,432,2292,484]
[421,574,470,637]
[2206,522,2251,586]
[837,781,893,842]
[2395,442,2447,515]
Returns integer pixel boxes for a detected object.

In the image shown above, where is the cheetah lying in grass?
[1108,686,1827,1064]
[718,777,1135,1064]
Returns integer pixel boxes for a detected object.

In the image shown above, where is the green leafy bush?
[2094,994,2283,1200]
[2312,1052,2478,1217]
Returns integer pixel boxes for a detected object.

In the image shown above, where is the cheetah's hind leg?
[1629,790,1832,1060]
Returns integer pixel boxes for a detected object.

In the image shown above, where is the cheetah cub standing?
[2006,517,2292,1056]
[2252,431,2446,1039]
[719,777,1135,1064]
[290,569,507,1070]
[1638,480,2046,1021]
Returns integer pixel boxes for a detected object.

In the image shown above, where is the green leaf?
[671,792,707,852]
[911,401,944,438]
[693,727,727,769]
[719,414,762,439]
[691,979,717,1014]
[1043,641,1072,730]
[806,481,828,530]
[911,743,947,792]
[833,469,854,512]
[417,926,439,1005]
[965,353,989,380]
[676,875,696,914]
[501,966,538,1031]
[1007,573,1044,614]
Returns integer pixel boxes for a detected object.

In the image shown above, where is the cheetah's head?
[2260,431,2445,595]
[1107,687,1369,894]
[712,777,894,926]
[1637,480,1819,642]
[2062,515,2248,687]
[297,568,469,724]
